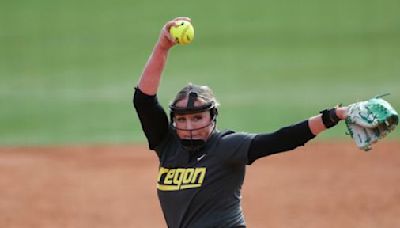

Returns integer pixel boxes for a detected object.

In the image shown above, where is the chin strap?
[180,138,206,152]
[178,120,217,152]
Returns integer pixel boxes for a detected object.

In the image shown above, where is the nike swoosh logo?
[197,154,207,162]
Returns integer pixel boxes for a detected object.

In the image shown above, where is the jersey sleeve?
[247,120,316,165]
[133,87,169,150]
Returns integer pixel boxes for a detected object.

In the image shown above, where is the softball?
[169,20,194,45]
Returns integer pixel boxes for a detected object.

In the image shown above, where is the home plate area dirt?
[0,141,399,228]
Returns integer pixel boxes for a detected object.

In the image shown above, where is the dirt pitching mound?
[0,141,399,228]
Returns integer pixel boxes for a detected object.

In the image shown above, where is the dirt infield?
[0,141,399,228]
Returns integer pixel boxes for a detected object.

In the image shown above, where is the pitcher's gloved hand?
[345,94,398,151]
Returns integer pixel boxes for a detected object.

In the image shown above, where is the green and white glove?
[345,94,398,151]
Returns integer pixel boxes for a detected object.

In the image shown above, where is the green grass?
[1,0,399,145]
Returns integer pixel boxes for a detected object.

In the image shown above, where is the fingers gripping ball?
[170,21,194,45]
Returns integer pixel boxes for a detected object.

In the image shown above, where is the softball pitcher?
[133,17,398,228]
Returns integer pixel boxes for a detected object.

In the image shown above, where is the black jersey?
[133,88,315,228]
[155,127,254,227]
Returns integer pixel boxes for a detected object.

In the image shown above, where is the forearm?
[308,107,348,135]
[137,18,192,95]
[137,44,170,96]
[247,107,348,164]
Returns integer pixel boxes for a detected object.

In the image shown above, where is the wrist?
[156,39,173,52]
[320,108,340,128]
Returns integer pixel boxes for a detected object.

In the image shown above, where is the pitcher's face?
[173,99,214,140]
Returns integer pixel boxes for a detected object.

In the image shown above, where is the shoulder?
[219,130,255,142]
[209,130,255,165]
[213,129,255,152]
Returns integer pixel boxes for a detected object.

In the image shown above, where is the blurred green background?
[1,0,399,145]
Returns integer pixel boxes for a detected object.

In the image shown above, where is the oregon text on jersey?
[157,167,207,191]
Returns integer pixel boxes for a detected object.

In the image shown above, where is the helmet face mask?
[169,91,218,152]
